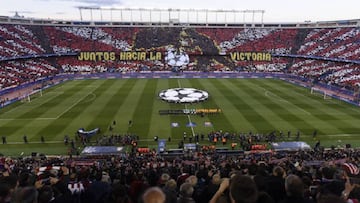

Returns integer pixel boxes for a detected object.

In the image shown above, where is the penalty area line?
[263,88,311,115]
[55,91,94,119]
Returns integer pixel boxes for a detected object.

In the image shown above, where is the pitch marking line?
[55,91,95,119]
[25,91,64,106]
[324,134,357,137]
[0,84,99,121]
[262,88,311,115]
[80,93,97,104]
[0,91,64,116]
[177,79,196,138]
[0,92,94,121]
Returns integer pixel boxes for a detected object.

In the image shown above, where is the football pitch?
[1,78,360,156]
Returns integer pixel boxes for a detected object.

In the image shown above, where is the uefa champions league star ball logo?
[159,88,209,103]
[165,48,190,67]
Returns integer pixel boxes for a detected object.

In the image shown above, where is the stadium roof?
[0,9,359,29]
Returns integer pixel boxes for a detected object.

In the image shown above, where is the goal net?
[20,89,43,103]
[311,87,332,100]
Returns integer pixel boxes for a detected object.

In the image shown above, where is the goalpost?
[20,88,44,103]
[311,87,331,100]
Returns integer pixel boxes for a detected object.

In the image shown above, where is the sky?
[1,0,359,23]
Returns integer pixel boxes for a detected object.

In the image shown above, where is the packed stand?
[1,147,360,203]
[0,24,359,88]
[289,27,360,90]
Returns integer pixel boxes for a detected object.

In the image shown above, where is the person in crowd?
[210,175,259,203]
[0,141,360,203]
[177,182,195,203]
[201,173,221,203]
[163,179,177,203]
[142,187,166,203]
[109,182,132,203]
[317,194,346,203]
[0,175,18,203]
[266,166,286,203]
[279,174,314,203]
[12,186,38,203]
[37,185,54,203]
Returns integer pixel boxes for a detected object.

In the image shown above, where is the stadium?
[0,5,360,203]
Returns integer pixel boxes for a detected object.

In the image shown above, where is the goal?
[311,87,332,100]
[20,89,43,103]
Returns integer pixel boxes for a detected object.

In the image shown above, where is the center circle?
[159,88,209,103]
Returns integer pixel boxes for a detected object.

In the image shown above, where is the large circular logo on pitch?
[159,88,209,103]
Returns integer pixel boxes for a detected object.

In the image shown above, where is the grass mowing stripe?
[86,79,137,134]
[53,79,131,141]
[266,80,360,136]
[0,80,90,140]
[280,80,360,118]
[180,78,215,135]
[110,80,150,135]
[33,80,111,141]
[0,81,81,120]
[213,79,276,133]
[147,79,173,141]
[261,80,354,135]
[19,81,94,118]
[188,79,235,132]
[201,79,256,131]
[281,81,360,124]
[4,78,360,156]
[0,83,66,115]
[131,79,158,139]
[243,79,325,134]
[168,79,187,141]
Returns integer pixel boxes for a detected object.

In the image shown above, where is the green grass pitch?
[1,78,360,156]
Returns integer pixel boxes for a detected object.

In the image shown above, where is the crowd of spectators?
[0,60,58,90]
[0,24,359,89]
[1,146,360,203]
[288,27,360,89]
